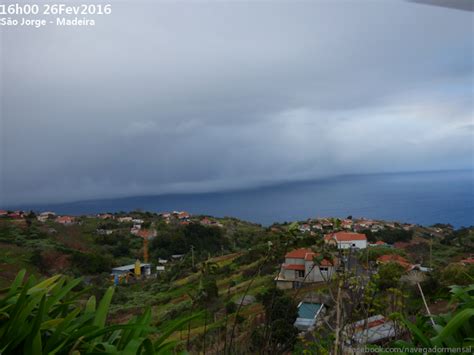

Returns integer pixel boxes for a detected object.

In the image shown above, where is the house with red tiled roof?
[56,216,75,225]
[98,213,114,220]
[176,211,190,220]
[324,232,367,249]
[200,218,223,228]
[5,211,24,219]
[299,224,311,233]
[276,248,338,289]
[376,254,412,270]
[137,229,157,239]
[0,210,9,217]
[341,219,353,230]
[201,217,212,225]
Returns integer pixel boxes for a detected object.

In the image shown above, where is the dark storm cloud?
[409,0,474,12]
[1,0,473,205]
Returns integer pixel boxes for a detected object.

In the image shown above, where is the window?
[296,270,305,278]
[320,267,328,272]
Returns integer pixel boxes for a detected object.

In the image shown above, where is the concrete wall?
[306,262,335,282]
[337,239,367,249]
[276,280,294,290]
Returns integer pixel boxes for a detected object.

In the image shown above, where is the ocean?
[9,170,474,228]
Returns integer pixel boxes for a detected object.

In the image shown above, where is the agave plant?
[0,270,193,354]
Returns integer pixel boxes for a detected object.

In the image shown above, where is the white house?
[276,248,338,289]
[324,232,367,249]
[299,224,311,233]
[37,211,56,222]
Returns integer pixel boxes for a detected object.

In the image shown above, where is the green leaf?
[93,287,114,328]
[24,294,45,355]
[400,316,431,347]
[85,295,96,314]
[431,308,474,347]
[27,274,62,295]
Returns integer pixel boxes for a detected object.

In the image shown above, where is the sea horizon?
[3,169,473,228]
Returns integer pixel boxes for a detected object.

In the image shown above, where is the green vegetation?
[0,214,472,354]
[0,270,192,354]
[250,287,299,352]
[392,284,474,353]
[376,262,407,290]
[362,228,413,244]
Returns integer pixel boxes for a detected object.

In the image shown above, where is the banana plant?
[373,284,474,355]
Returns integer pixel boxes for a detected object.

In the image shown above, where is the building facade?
[276,248,337,289]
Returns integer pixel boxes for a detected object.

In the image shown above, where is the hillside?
[0,210,473,353]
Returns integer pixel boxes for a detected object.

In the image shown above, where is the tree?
[195,261,219,306]
[376,262,406,290]
[256,287,299,353]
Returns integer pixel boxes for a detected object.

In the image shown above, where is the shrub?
[225,301,237,314]
[439,263,474,287]
[376,262,406,290]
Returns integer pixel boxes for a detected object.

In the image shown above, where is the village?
[0,208,472,352]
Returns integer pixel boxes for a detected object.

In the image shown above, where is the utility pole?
[429,233,433,269]
[430,239,433,269]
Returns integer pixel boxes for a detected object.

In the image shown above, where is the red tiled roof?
[285,248,314,259]
[375,241,386,245]
[461,258,474,264]
[304,252,317,261]
[137,229,156,238]
[326,232,367,242]
[201,218,212,224]
[355,317,387,331]
[282,264,305,271]
[377,254,412,269]
[377,254,408,263]
[319,258,336,266]
[286,248,336,266]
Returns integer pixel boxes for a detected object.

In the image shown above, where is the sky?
[1,0,473,206]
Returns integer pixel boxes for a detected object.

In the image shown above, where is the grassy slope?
[108,252,273,351]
